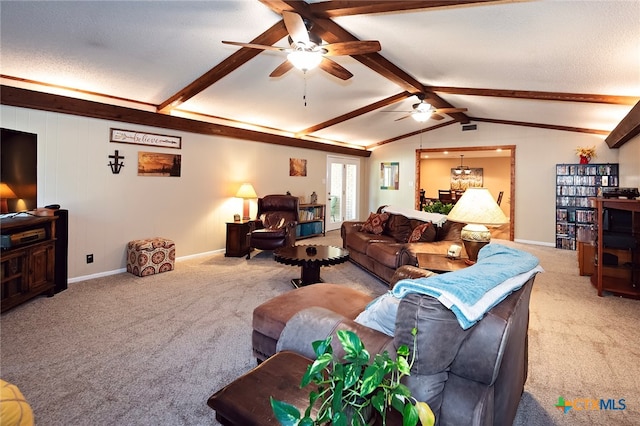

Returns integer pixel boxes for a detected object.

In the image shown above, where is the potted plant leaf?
[422,200,454,215]
[270,328,435,426]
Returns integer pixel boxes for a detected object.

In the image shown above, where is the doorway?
[326,156,360,232]
[415,146,515,240]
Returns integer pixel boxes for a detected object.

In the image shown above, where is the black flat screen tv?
[1,128,38,213]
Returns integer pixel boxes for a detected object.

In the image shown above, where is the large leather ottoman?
[208,351,315,425]
[252,284,374,362]
[207,350,403,425]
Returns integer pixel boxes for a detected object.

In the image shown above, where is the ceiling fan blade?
[318,58,353,80]
[282,11,310,45]
[433,107,468,114]
[431,113,445,120]
[394,114,412,122]
[222,41,287,52]
[269,60,294,78]
[323,40,381,56]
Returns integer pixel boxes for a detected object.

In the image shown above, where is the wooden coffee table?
[274,245,349,288]
[416,253,470,273]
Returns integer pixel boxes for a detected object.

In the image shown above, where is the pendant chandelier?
[454,155,471,175]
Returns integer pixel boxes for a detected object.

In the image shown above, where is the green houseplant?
[270,328,435,426]
[422,200,453,215]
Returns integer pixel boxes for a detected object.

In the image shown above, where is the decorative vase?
[579,156,590,164]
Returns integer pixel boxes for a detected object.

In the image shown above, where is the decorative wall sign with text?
[110,128,182,149]
[138,152,181,177]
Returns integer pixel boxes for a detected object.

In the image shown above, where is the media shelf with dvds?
[555,163,618,250]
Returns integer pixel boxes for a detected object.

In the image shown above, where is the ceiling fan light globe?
[287,50,322,72]
[415,102,432,113]
[412,111,430,122]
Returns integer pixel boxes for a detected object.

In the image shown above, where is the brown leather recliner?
[247,195,299,259]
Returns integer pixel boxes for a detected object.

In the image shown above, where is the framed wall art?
[290,158,307,176]
[450,168,483,190]
[110,128,182,149]
[138,152,181,177]
[380,162,399,190]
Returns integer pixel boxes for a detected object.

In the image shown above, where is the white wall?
[3,104,638,279]
[368,122,635,246]
[1,105,364,281]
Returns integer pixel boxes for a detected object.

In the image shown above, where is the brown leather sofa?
[341,206,465,285]
[267,268,538,426]
[247,195,299,259]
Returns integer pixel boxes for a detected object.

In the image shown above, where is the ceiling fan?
[389,94,468,122]
[222,11,381,80]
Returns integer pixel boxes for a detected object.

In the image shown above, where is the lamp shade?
[447,188,507,225]
[0,183,17,214]
[1,183,17,199]
[235,183,257,199]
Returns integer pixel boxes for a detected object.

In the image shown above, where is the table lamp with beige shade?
[0,183,17,213]
[446,187,508,262]
[235,183,257,220]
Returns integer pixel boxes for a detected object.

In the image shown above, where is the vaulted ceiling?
[1,0,639,157]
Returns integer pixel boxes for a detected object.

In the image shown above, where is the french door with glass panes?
[326,156,359,232]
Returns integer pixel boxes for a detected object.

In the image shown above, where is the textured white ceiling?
[1,0,638,148]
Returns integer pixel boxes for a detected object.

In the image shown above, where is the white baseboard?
[68,249,225,283]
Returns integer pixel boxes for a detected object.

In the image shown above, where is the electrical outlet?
[86,254,94,264]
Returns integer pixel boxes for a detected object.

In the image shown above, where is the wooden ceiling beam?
[429,86,640,105]
[368,120,457,148]
[261,0,470,124]
[470,117,610,135]
[296,92,410,136]
[1,85,371,157]
[605,101,640,148]
[310,0,501,17]
[309,19,470,123]
[157,20,289,113]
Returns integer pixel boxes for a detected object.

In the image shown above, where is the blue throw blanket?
[391,244,542,329]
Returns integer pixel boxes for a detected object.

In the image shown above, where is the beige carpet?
[1,231,639,425]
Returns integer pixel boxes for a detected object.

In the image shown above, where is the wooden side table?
[416,253,470,273]
[225,221,253,257]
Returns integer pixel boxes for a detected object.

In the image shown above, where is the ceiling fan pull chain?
[303,73,308,107]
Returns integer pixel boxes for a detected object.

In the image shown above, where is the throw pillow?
[408,222,436,243]
[354,292,400,336]
[0,379,34,426]
[383,214,412,242]
[360,212,390,235]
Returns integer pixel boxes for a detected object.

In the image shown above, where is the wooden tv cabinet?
[589,198,640,298]
[1,215,57,312]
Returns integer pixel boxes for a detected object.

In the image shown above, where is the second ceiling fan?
[390,94,468,122]
[222,11,381,80]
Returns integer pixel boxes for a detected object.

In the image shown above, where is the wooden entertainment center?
[589,198,640,298]
[1,215,57,312]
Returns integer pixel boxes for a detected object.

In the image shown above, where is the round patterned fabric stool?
[126,237,175,277]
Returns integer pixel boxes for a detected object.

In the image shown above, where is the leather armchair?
[247,195,299,259]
